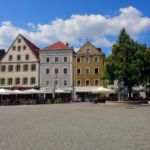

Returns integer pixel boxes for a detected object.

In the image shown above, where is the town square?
[0,0,150,149]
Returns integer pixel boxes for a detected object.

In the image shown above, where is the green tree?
[105,28,150,99]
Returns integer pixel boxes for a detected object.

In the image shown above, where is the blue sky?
[0,0,150,56]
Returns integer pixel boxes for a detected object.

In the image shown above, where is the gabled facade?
[73,42,105,87]
[40,41,74,90]
[0,34,40,89]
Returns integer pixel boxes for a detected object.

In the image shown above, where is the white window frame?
[45,68,50,74]
[94,67,99,74]
[64,57,68,62]
[63,68,68,74]
[54,68,59,74]
[64,80,68,86]
[76,57,81,63]
[54,79,59,87]
[55,57,59,63]
[23,78,28,85]
[84,56,90,63]
[8,78,13,85]
[15,77,20,84]
[85,79,90,86]
[45,80,50,87]
[85,67,90,75]
[76,80,81,86]
[46,57,50,63]
[94,79,99,86]
[30,77,36,85]
[76,68,81,75]
[93,56,99,63]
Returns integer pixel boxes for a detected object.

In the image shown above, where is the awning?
[92,87,115,93]
[75,86,98,92]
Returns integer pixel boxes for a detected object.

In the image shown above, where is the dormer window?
[18,39,21,43]
[86,48,90,54]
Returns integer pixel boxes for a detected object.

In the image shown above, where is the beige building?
[0,34,40,89]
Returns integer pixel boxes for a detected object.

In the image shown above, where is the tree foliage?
[105,28,150,97]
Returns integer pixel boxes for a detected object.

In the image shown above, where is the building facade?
[73,42,105,87]
[40,41,74,90]
[0,34,40,89]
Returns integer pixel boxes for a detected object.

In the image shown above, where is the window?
[31,64,36,71]
[94,68,99,74]
[55,57,58,63]
[94,80,99,86]
[1,65,6,72]
[23,65,28,71]
[94,56,99,63]
[76,57,81,63]
[8,65,13,72]
[16,65,21,72]
[23,78,28,84]
[46,57,50,62]
[1,78,5,85]
[64,80,67,86]
[54,80,59,86]
[12,46,16,51]
[63,68,67,74]
[17,55,21,61]
[64,57,67,62]
[9,55,13,61]
[8,78,13,85]
[55,68,58,74]
[85,56,90,63]
[18,46,21,51]
[18,38,21,43]
[76,68,81,75]
[23,45,26,50]
[15,78,20,84]
[86,48,90,54]
[85,68,90,75]
[46,68,50,74]
[30,77,36,85]
[46,80,49,86]
[25,55,29,60]
[77,80,81,86]
[85,80,90,86]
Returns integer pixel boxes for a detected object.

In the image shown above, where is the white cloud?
[0,6,150,53]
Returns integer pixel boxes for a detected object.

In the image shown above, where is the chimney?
[66,42,69,47]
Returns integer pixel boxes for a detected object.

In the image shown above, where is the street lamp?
[52,75,57,103]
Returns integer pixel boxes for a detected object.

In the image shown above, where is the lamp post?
[52,75,57,103]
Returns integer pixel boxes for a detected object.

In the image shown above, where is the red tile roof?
[21,34,40,59]
[42,41,71,50]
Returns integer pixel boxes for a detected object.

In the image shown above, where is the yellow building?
[73,42,105,88]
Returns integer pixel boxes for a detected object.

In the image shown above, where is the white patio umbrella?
[22,89,39,94]
[0,88,13,95]
[12,90,23,94]
[55,88,71,93]
[92,87,115,93]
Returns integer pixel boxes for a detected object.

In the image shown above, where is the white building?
[40,41,74,91]
[0,34,40,89]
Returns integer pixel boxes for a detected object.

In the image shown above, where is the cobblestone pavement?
[0,103,150,150]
